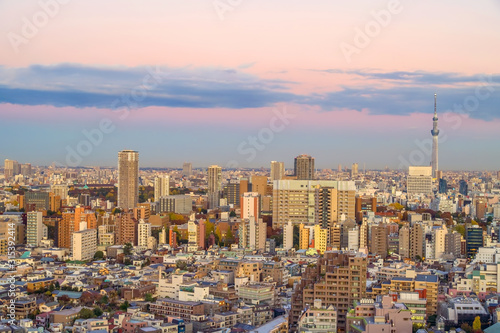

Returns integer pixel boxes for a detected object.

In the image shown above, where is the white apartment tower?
[27,211,43,247]
[154,175,170,202]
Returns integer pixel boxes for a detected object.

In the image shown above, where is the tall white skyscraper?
[431,94,439,178]
[27,211,43,247]
[118,150,139,209]
[270,161,285,181]
[154,175,170,202]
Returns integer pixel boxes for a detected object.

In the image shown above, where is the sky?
[1,0,499,170]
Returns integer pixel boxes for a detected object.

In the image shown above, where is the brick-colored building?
[290,251,367,332]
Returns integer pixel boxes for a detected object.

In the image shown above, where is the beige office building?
[272,180,355,229]
[270,161,285,181]
[118,150,139,209]
[407,166,433,195]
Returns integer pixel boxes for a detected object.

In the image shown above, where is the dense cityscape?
[1,99,500,332]
[2,1,500,333]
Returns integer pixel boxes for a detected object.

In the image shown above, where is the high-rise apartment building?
[270,161,285,181]
[370,224,388,258]
[239,217,266,251]
[207,165,222,193]
[313,225,329,254]
[182,162,192,177]
[4,159,20,179]
[299,223,310,250]
[118,150,139,209]
[294,154,315,180]
[115,211,138,245]
[20,163,32,177]
[27,211,43,247]
[250,175,268,197]
[283,221,294,250]
[410,224,424,260]
[407,166,433,195]
[207,165,222,208]
[72,228,97,261]
[240,192,260,219]
[137,219,152,249]
[399,224,424,260]
[290,251,367,331]
[445,232,462,257]
[57,213,74,249]
[399,226,410,259]
[223,179,241,206]
[351,163,359,178]
[154,175,170,202]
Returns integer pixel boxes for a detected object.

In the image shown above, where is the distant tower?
[118,150,139,209]
[294,154,315,180]
[431,94,439,178]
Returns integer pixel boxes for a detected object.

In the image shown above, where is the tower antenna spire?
[434,93,437,116]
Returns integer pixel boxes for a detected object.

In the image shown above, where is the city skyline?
[1,1,499,170]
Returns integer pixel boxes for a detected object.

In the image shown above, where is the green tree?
[293,225,300,249]
[455,224,466,238]
[176,261,188,270]
[99,295,109,304]
[229,211,236,217]
[112,208,122,215]
[79,308,95,319]
[271,233,283,247]
[472,316,481,331]
[144,293,155,302]
[93,307,103,317]
[123,243,133,255]
[94,251,104,260]
[119,300,130,311]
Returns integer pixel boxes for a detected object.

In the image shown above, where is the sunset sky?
[1,0,499,170]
